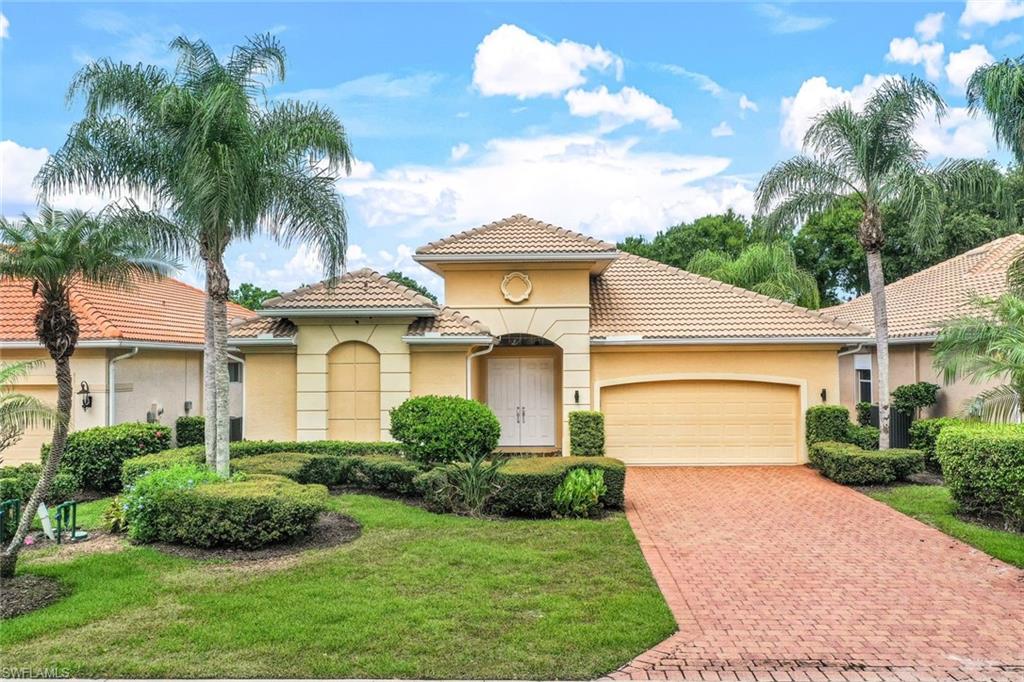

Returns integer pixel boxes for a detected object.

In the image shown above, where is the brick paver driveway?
[609,466,1024,682]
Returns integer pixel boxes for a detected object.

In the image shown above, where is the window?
[856,369,873,402]
[228,361,243,383]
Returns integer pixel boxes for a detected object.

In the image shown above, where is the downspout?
[107,347,139,426]
[227,351,246,440]
[837,343,866,357]
[466,342,495,399]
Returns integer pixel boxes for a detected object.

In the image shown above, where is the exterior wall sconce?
[77,381,93,411]
[574,389,580,404]
[820,388,827,403]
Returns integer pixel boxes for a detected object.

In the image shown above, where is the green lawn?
[2,494,675,679]
[868,485,1024,568]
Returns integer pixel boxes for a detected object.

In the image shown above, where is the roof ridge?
[966,233,1024,275]
[618,252,870,334]
[262,268,438,310]
[415,214,616,255]
[68,285,122,339]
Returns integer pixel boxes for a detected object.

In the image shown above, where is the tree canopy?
[386,270,437,303]
[229,282,282,310]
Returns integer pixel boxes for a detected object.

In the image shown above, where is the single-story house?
[823,233,1024,419]
[229,214,871,465]
[0,275,250,464]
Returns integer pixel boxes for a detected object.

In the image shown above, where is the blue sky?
[2,1,1023,296]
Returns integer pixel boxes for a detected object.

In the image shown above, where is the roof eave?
[257,306,438,318]
[413,251,619,275]
[590,335,874,346]
[0,339,205,351]
[228,336,298,347]
[402,334,496,345]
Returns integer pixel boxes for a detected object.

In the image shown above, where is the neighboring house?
[230,215,869,465]
[823,234,1024,419]
[0,275,250,464]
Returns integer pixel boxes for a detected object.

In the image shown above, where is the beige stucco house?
[230,215,870,465]
[824,234,1023,419]
[0,276,250,464]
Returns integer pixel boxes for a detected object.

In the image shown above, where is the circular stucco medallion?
[500,271,532,303]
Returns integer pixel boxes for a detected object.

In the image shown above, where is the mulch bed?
[0,574,67,619]
[148,511,361,562]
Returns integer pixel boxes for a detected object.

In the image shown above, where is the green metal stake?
[0,498,21,545]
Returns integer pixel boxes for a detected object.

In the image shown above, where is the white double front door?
[487,357,556,447]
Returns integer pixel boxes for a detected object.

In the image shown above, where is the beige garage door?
[601,380,800,465]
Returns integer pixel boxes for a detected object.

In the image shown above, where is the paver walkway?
[609,466,1024,682]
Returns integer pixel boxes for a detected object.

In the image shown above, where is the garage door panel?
[602,380,800,465]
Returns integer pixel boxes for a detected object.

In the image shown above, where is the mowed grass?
[1,494,675,679]
[868,485,1024,568]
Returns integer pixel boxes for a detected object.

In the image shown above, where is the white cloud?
[340,133,753,244]
[472,24,622,99]
[450,143,470,162]
[739,94,759,113]
[564,86,679,132]
[779,75,995,159]
[78,9,180,67]
[886,37,945,79]
[995,32,1022,47]
[946,44,994,91]
[755,3,833,33]
[348,157,376,180]
[915,12,945,41]
[1,13,9,39]
[281,72,442,103]
[961,0,1024,27]
[658,64,724,97]
[711,121,735,138]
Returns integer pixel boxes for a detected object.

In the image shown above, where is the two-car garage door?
[601,380,800,465]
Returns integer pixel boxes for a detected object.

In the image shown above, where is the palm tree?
[755,76,1004,449]
[0,206,174,578]
[0,361,57,457]
[933,294,1024,421]
[36,35,352,476]
[687,242,821,309]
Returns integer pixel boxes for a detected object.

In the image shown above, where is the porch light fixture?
[574,390,580,404]
[77,381,93,411]
[820,388,827,402]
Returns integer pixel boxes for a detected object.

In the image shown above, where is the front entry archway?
[328,341,380,441]
[482,334,561,449]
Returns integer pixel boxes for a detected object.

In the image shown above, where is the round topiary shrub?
[389,395,500,465]
[123,463,328,548]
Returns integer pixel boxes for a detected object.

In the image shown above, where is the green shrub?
[121,440,403,487]
[175,416,204,447]
[909,417,963,470]
[846,424,880,450]
[102,496,129,533]
[891,382,940,416]
[937,424,1024,529]
[806,405,851,444]
[808,441,923,485]
[553,468,607,518]
[0,463,77,505]
[413,466,455,513]
[568,411,605,455]
[489,456,625,518]
[46,422,171,493]
[231,452,354,486]
[125,465,328,548]
[347,456,423,496]
[855,402,873,427]
[390,395,500,465]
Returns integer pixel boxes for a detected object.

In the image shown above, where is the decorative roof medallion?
[500,271,532,304]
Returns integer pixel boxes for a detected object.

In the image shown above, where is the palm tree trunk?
[0,356,72,579]
[865,247,891,450]
[203,268,217,469]
[206,256,232,477]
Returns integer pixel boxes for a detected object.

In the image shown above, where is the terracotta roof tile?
[1,275,251,346]
[407,307,492,337]
[229,316,297,339]
[262,268,438,311]
[590,253,868,340]
[416,214,616,256]
[823,234,1024,338]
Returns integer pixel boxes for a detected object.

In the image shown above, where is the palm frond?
[965,384,1023,422]
[967,57,1024,164]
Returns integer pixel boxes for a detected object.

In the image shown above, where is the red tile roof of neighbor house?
[0,275,252,346]
[822,234,1024,339]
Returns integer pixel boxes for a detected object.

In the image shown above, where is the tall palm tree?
[36,35,352,476]
[687,242,821,309]
[0,206,174,578]
[0,361,57,457]
[933,294,1024,421]
[755,76,1004,449]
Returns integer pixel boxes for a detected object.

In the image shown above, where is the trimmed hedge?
[121,440,403,487]
[937,423,1024,529]
[0,463,77,505]
[488,456,625,518]
[231,452,423,496]
[45,422,171,493]
[175,416,205,447]
[909,417,963,470]
[805,405,851,444]
[891,382,939,416]
[846,424,880,450]
[808,441,923,485]
[390,395,500,465]
[855,402,873,427]
[126,468,328,548]
[569,411,605,456]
